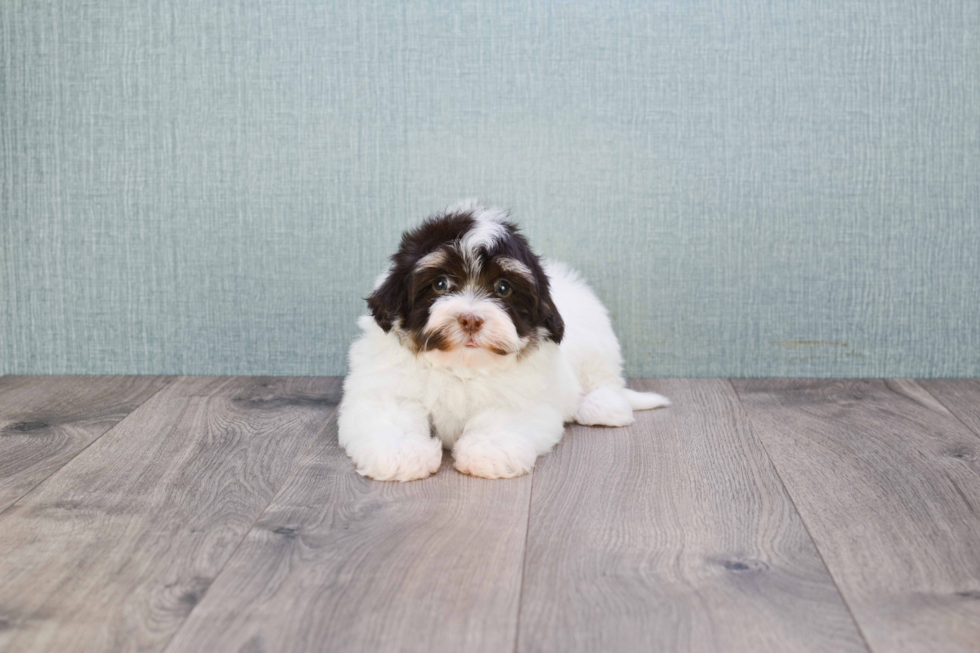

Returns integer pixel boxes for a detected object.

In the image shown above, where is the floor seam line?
[511,464,537,653]
[913,379,980,442]
[158,401,341,653]
[726,378,876,653]
[0,375,179,517]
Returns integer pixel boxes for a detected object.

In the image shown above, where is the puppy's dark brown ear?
[366,273,404,333]
[540,297,564,344]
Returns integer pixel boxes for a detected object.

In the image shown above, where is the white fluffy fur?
[339,250,670,482]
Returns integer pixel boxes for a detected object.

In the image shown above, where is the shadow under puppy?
[338,201,669,481]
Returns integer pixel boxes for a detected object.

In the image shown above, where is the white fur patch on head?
[459,205,510,276]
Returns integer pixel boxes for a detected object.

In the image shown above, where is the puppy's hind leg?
[575,386,635,426]
[575,386,671,427]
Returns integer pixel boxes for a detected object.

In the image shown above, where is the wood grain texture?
[517,378,866,653]
[732,379,980,653]
[0,376,341,653]
[164,419,533,653]
[0,375,173,512]
[918,379,980,437]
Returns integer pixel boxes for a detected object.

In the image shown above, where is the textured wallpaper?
[2,1,978,377]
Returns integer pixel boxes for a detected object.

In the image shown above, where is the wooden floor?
[0,377,978,652]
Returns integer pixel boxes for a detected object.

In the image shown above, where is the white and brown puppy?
[338,201,669,481]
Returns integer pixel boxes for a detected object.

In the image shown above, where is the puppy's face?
[367,204,564,369]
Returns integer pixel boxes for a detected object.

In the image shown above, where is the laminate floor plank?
[732,379,980,653]
[164,416,533,653]
[0,376,341,653]
[0,375,174,512]
[516,378,866,653]
[918,379,980,438]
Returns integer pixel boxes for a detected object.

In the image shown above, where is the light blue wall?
[2,1,978,377]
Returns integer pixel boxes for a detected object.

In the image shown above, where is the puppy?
[338,201,669,481]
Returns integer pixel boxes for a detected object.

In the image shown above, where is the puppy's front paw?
[453,434,537,479]
[348,435,443,482]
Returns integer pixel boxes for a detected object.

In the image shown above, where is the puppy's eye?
[493,279,512,297]
[433,276,451,293]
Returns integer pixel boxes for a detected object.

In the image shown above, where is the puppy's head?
[367,201,563,369]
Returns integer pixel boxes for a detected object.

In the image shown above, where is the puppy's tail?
[622,388,671,411]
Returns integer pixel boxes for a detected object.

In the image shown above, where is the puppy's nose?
[457,313,484,334]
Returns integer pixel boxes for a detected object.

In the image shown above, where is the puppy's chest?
[421,377,478,439]
[419,373,507,442]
